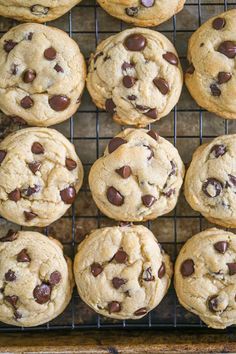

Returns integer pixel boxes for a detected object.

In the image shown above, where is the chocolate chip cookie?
[186,9,236,120]
[0,23,86,126]
[97,0,185,27]
[0,127,83,227]
[87,28,183,127]
[0,230,73,327]
[175,228,236,329]
[89,128,185,222]
[74,224,172,320]
[184,134,236,228]
[0,1,82,23]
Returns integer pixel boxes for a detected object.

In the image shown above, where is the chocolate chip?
[31,5,49,15]
[169,161,177,177]
[10,116,27,125]
[33,283,51,304]
[49,271,62,285]
[202,178,223,198]
[23,69,36,83]
[107,187,124,206]
[147,130,159,141]
[54,64,64,73]
[123,75,136,88]
[0,230,18,242]
[17,249,31,263]
[141,0,154,6]
[144,145,154,160]
[105,98,116,113]
[0,150,7,163]
[108,137,127,153]
[153,77,169,95]
[134,307,148,317]
[4,40,17,53]
[28,161,41,174]
[8,188,21,202]
[118,221,132,227]
[145,108,158,119]
[227,263,236,276]
[108,301,121,314]
[24,211,37,221]
[5,270,16,282]
[163,52,178,66]
[228,174,236,187]
[208,295,218,312]
[31,142,44,154]
[14,311,22,320]
[65,158,77,171]
[180,259,194,277]
[143,267,155,281]
[214,241,228,254]
[60,186,76,204]
[127,95,137,101]
[122,62,135,71]
[124,34,147,52]
[112,277,126,289]
[217,41,236,59]
[115,166,132,179]
[23,184,40,197]
[49,95,70,111]
[125,7,139,17]
[136,104,149,111]
[5,295,18,308]
[210,144,226,158]
[142,195,156,207]
[164,189,175,198]
[218,72,232,84]
[91,263,103,277]
[20,96,34,109]
[27,32,33,40]
[11,64,18,75]
[186,64,195,74]
[114,249,128,264]
[44,47,57,61]
[104,55,110,62]
[212,17,226,30]
[210,84,221,97]
[158,262,166,279]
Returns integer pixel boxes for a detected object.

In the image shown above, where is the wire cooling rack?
[1,0,236,333]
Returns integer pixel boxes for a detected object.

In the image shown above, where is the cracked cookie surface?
[97,0,185,27]
[0,230,73,327]
[185,9,236,120]
[0,23,86,126]
[87,28,183,127]
[0,0,82,23]
[89,128,185,222]
[0,127,83,227]
[74,224,172,320]
[184,134,236,228]
[175,228,236,329]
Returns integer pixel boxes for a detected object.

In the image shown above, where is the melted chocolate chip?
[212,17,226,30]
[186,64,195,74]
[49,95,70,111]
[228,174,236,187]
[94,52,103,63]
[17,249,31,263]
[105,98,116,113]
[122,62,135,71]
[214,241,228,254]
[14,310,22,320]
[4,40,17,53]
[125,7,139,17]
[54,64,64,73]
[118,221,132,227]
[108,301,121,314]
[147,130,159,141]
[23,69,36,83]
[24,211,38,221]
[114,249,128,264]
[202,178,223,198]
[158,262,166,278]
[143,267,155,281]
[123,75,136,88]
[5,295,18,308]
[208,295,218,312]
[134,307,147,316]
[49,271,62,285]
[210,144,226,158]
[44,47,57,61]
[31,142,44,154]
[153,77,169,95]
[164,189,175,198]
[0,230,18,242]
[8,188,21,202]
[60,186,76,204]
[127,95,137,101]
[28,161,41,174]
[0,150,7,163]
[115,166,132,179]
[210,84,221,97]
[23,184,40,197]
[163,52,178,66]
[112,277,126,289]
[20,96,34,109]
[142,195,156,207]
[218,72,232,84]
[65,158,77,171]
[227,263,236,276]
[124,34,147,52]
[180,259,194,277]
[145,108,158,119]
[11,64,18,75]
[5,270,16,282]
[217,41,236,59]
[27,32,33,40]
[91,263,103,277]
[10,116,27,125]
[141,0,154,7]
[33,283,51,304]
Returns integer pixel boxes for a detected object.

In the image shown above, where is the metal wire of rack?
[0,0,236,333]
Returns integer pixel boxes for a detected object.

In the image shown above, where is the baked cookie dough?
[0,127,83,227]
[175,228,236,329]
[89,128,185,222]
[0,230,73,327]
[184,134,236,228]
[186,9,236,120]
[0,0,82,23]
[74,224,172,320]
[97,0,185,27]
[87,28,183,127]
[0,23,86,126]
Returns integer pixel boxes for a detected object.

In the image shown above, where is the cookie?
[0,127,83,227]
[74,224,172,320]
[185,9,236,120]
[87,28,183,127]
[0,0,82,23]
[97,0,185,27]
[175,228,236,329]
[184,134,236,228]
[89,128,185,222]
[0,230,73,327]
[0,23,86,126]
